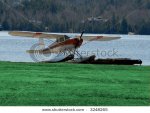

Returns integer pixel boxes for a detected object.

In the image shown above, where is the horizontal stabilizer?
[26,49,63,54]
[26,50,43,54]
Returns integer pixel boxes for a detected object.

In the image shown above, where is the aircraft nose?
[75,38,83,48]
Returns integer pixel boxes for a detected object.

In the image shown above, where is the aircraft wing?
[81,35,121,41]
[8,31,65,39]
[9,31,121,41]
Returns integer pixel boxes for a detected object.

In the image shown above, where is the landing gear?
[68,49,96,63]
[60,49,82,59]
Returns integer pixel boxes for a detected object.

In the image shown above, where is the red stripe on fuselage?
[49,38,83,49]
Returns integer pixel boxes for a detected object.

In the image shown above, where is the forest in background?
[0,0,150,34]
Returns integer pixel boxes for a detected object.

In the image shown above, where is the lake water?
[0,31,150,65]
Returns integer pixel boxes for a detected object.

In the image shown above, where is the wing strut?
[38,38,45,49]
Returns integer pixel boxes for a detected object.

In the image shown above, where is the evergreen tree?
[2,21,9,30]
[120,18,128,34]
[110,14,117,34]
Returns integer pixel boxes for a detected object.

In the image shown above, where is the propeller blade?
[80,30,85,39]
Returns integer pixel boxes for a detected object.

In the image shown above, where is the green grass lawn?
[0,61,150,106]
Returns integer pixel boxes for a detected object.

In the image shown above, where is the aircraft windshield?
[56,35,70,43]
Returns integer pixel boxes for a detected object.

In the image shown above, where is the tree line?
[0,0,150,34]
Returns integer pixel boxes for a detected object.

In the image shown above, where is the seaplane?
[8,31,121,63]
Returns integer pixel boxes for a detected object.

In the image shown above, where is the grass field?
[0,61,150,106]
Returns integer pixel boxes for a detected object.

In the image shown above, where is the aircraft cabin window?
[57,35,69,43]
[57,37,64,43]
[64,35,70,40]
[60,37,64,42]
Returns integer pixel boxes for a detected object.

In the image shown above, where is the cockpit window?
[64,35,70,40]
[56,35,70,43]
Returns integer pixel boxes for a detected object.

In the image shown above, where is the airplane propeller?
[79,30,85,40]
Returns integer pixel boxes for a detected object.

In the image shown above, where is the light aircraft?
[9,31,121,62]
